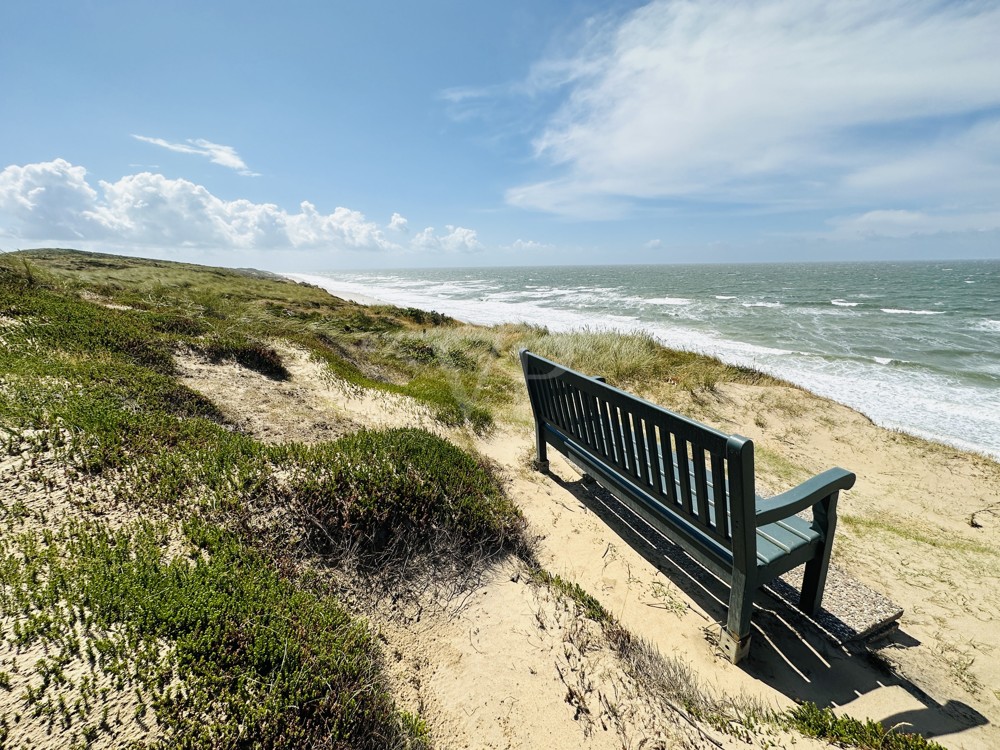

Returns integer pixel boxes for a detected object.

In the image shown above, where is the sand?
[174,342,1000,748]
[4,339,998,749]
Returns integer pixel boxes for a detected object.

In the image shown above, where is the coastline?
[282,272,388,307]
[5,249,999,749]
[281,268,1000,462]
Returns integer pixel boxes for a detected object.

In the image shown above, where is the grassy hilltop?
[0,249,957,749]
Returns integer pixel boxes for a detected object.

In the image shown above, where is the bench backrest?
[520,349,756,569]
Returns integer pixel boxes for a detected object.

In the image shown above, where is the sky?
[2,0,1000,270]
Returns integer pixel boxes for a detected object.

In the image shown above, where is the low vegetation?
[0,519,424,749]
[0,249,947,749]
[0,250,529,747]
[786,703,946,750]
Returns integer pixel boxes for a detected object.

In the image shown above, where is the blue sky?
[2,0,999,270]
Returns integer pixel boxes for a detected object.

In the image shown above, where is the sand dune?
[173,342,1000,749]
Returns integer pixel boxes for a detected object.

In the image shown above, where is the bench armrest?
[755,467,856,526]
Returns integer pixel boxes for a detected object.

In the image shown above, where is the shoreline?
[282,272,388,307]
[7,249,999,748]
[283,270,1000,464]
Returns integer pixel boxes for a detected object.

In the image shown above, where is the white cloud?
[388,212,409,232]
[828,209,1000,238]
[506,238,552,251]
[508,0,1000,225]
[839,118,1000,204]
[0,159,103,239]
[132,135,260,176]
[412,225,484,253]
[644,239,662,249]
[0,159,399,252]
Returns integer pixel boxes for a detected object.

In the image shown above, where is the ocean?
[287,260,1000,460]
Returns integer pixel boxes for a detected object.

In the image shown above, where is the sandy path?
[172,343,1000,749]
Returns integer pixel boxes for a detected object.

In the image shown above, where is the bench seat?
[522,349,855,663]
[757,516,821,567]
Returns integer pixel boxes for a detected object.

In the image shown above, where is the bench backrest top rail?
[520,349,755,555]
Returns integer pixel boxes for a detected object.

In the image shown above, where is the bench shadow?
[547,471,988,742]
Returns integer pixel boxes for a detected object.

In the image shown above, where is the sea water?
[288,260,1000,460]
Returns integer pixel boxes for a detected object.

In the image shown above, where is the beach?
[177,333,1000,749]
[4,250,999,749]
[275,265,1000,748]
[286,261,1000,460]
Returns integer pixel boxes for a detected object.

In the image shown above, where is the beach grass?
[0,248,956,750]
[0,249,533,747]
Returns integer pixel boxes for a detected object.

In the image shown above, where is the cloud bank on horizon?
[0,159,482,256]
[1,0,999,266]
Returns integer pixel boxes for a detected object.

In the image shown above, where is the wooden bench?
[520,349,856,663]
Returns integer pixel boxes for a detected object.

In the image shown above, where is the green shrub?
[274,428,525,557]
[402,375,494,433]
[396,307,451,326]
[786,702,945,750]
[200,334,290,380]
[0,278,175,374]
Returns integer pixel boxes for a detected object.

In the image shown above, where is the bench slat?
[676,439,694,516]
[606,400,628,473]
[520,349,853,665]
[658,426,679,508]
[633,415,651,486]
[711,451,731,541]
[693,448,711,530]
[645,418,664,498]
[756,517,820,566]
[576,389,595,449]
[589,393,609,459]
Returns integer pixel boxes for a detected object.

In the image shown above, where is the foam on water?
[647,297,693,306]
[972,319,1000,333]
[284,263,1000,460]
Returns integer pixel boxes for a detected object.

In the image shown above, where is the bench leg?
[799,493,838,615]
[721,570,753,664]
[533,425,549,472]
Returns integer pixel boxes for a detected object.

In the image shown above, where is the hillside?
[2,249,997,749]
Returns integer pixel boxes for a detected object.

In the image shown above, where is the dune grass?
[2,248,936,750]
[516,327,777,393]
[0,250,532,748]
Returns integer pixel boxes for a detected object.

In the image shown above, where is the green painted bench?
[520,349,856,663]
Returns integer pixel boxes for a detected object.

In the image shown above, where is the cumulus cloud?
[507,0,1000,228]
[411,225,484,253]
[388,212,409,232]
[0,159,102,239]
[132,135,260,176]
[0,159,399,252]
